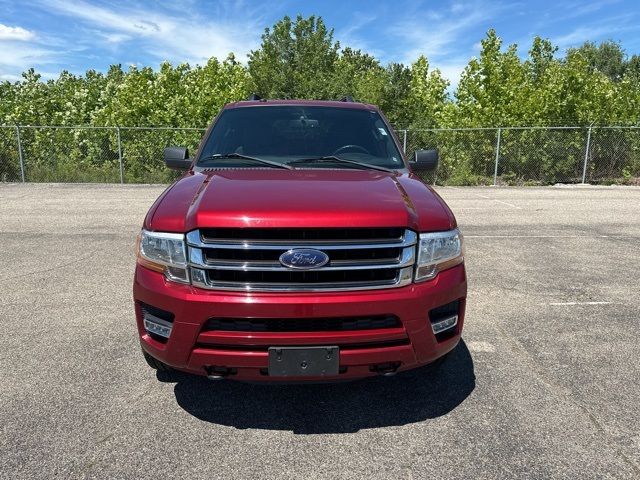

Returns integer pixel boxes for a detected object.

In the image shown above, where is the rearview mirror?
[411,149,439,172]
[164,147,191,170]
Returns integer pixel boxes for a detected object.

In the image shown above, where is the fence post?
[493,127,502,186]
[402,129,407,153]
[116,126,124,184]
[581,126,592,184]
[15,125,25,183]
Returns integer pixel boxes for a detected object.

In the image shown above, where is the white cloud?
[557,0,622,20]
[551,15,638,50]
[0,24,35,41]
[39,0,265,64]
[552,27,603,48]
[101,32,132,44]
[0,39,62,80]
[433,61,467,88]
[0,22,74,79]
[387,1,497,64]
[334,13,384,57]
[0,73,21,81]
[0,42,56,68]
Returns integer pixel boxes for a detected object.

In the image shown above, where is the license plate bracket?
[268,346,339,377]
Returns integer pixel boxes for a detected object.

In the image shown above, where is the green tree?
[528,37,558,82]
[379,63,412,127]
[0,80,16,122]
[568,40,627,82]
[331,47,386,104]
[248,15,340,99]
[452,29,529,127]
[183,55,251,127]
[403,55,449,128]
[2,14,640,185]
[625,55,640,84]
[5,69,48,125]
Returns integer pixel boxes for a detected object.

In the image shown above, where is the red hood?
[145,170,455,232]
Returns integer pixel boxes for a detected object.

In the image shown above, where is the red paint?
[134,264,466,381]
[134,99,467,382]
[147,170,454,232]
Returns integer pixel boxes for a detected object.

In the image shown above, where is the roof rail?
[340,95,355,102]
[247,93,263,101]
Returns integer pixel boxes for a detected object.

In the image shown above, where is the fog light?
[143,312,173,338]
[430,314,458,335]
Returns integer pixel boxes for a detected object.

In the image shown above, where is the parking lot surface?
[1,183,639,479]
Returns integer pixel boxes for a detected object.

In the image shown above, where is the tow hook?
[205,366,236,380]
[370,362,401,376]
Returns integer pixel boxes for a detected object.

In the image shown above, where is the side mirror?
[164,147,191,170]
[411,149,439,172]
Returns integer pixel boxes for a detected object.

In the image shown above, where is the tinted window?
[198,106,404,169]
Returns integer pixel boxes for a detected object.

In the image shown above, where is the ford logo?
[279,249,329,270]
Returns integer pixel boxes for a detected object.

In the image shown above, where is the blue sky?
[1,0,639,84]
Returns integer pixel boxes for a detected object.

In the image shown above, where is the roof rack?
[340,95,355,102]
[247,93,263,101]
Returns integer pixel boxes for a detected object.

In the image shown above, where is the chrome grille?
[187,228,417,292]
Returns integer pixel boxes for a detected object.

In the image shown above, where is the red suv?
[134,97,466,382]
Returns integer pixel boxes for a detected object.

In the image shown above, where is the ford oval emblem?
[279,249,329,270]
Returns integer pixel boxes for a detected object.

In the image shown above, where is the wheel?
[142,349,172,371]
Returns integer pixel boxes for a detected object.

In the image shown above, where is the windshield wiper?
[287,156,395,173]
[199,153,293,170]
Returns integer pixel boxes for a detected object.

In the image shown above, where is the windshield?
[197,106,404,169]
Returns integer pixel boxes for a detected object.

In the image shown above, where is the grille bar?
[188,245,414,271]
[200,227,405,243]
[186,230,417,250]
[201,245,402,264]
[187,228,417,292]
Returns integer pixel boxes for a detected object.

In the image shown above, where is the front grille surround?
[186,228,416,292]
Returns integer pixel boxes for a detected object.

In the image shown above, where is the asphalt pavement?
[1,183,639,479]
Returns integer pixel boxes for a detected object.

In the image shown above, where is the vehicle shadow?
[159,340,475,434]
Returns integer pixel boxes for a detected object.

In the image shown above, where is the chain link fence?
[402,126,640,185]
[1,125,639,185]
[0,125,205,184]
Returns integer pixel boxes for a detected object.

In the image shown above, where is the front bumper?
[133,263,467,381]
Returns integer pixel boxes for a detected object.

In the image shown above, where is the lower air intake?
[202,315,401,333]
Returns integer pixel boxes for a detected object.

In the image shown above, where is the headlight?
[136,230,189,283]
[415,229,463,282]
